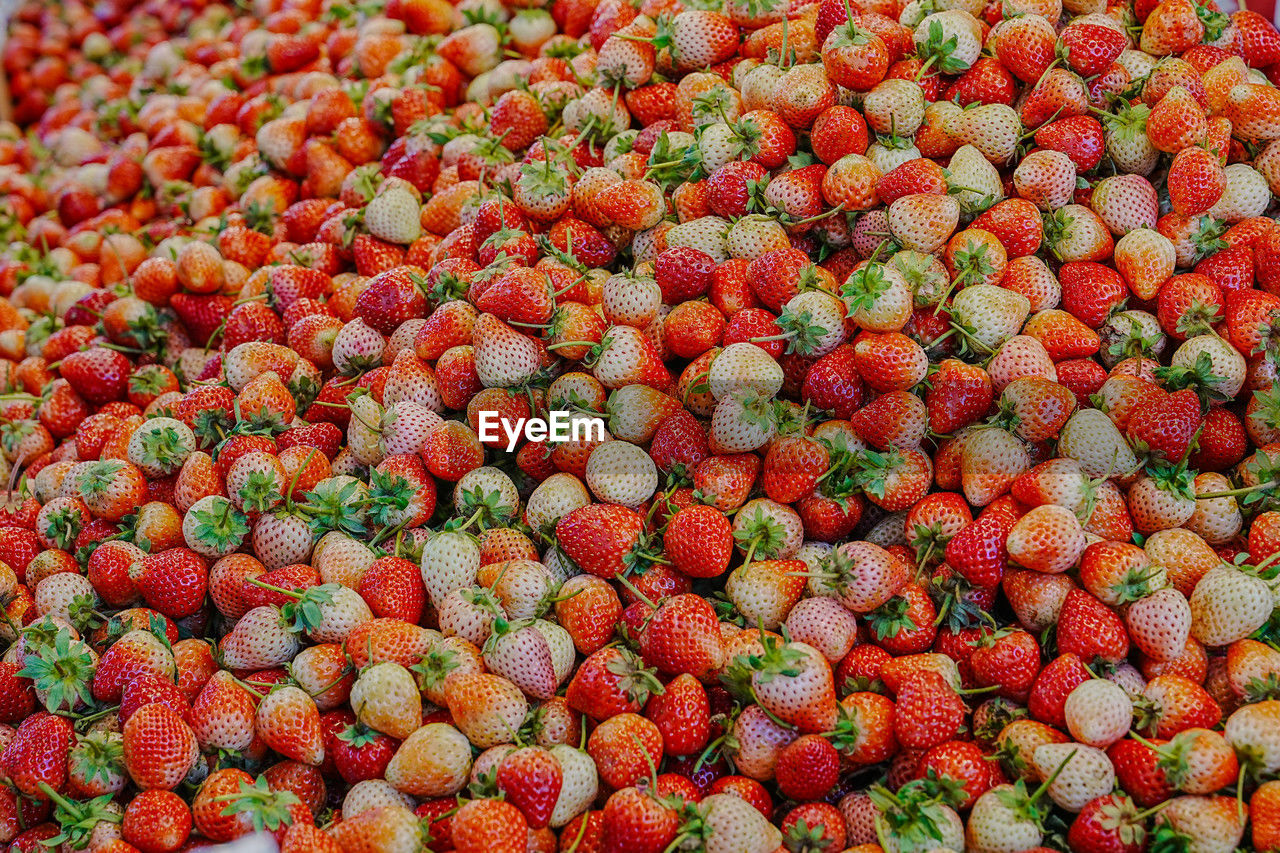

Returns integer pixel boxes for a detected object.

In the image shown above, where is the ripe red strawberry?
[894,670,966,751]
[496,748,562,829]
[133,548,209,619]
[1,713,73,797]
[970,629,1041,702]
[171,293,234,346]
[357,556,425,623]
[1057,589,1130,664]
[1109,738,1176,808]
[556,504,645,579]
[1059,23,1127,77]
[60,348,131,405]
[645,674,711,757]
[1059,262,1128,328]
[122,703,197,790]
[926,359,993,435]
[945,513,1012,588]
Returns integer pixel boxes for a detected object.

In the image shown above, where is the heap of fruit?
[4,0,1280,848]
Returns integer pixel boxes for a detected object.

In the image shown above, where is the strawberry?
[60,348,131,406]
[1127,388,1203,461]
[1057,589,1130,664]
[640,594,725,680]
[495,747,562,829]
[1189,564,1273,647]
[122,703,197,790]
[1,713,73,797]
[1140,0,1205,56]
[122,789,192,852]
[602,786,679,852]
[555,504,644,579]
[894,670,966,750]
[1168,146,1225,217]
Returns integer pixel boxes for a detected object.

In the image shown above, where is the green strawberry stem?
[562,810,593,853]
[230,675,268,699]
[1026,747,1077,809]
[283,448,319,513]
[748,685,796,731]
[1253,549,1280,573]
[1197,479,1279,499]
[692,729,732,775]
[346,407,381,434]
[788,204,845,226]
[98,341,145,355]
[450,506,486,532]
[58,703,120,726]
[37,781,83,813]
[551,276,588,298]
[310,666,354,699]
[950,323,994,355]
[244,575,304,600]
[1238,762,1248,824]
[371,517,410,548]
[954,683,1002,695]
[614,572,658,610]
[1130,801,1169,823]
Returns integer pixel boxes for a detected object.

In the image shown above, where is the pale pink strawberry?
[591,325,672,390]
[221,606,302,670]
[1006,505,1086,574]
[886,194,960,254]
[252,511,315,570]
[1091,174,1159,236]
[332,319,387,376]
[1127,587,1193,663]
[473,314,542,388]
[1012,150,1076,211]
[960,427,1032,507]
[255,685,325,765]
[484,624,558,700]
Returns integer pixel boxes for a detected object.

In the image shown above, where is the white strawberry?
[380,400,443,457]
[710,392,778,454]
[708,342,785,401]
[1030,743,1116,813]
[950,284,1030,353]
[1126,587,1192,662]
[946,145,1004,215]
[332,318,387,376]
[1189,565,1273,647]
[1057,408,1141,481]
[945,104,1021,164]
[548,745,598,828]
[583,440,658,507]
[364,182,422,245]
[485,622,558,700]
[473,313,541,388]
[1063,680,1133,749]
[420,530,482,609]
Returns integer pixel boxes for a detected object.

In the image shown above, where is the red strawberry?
[556,504,644,579]
[1057,589,1130,664]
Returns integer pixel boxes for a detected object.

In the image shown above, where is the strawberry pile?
[4,0,1280,849]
